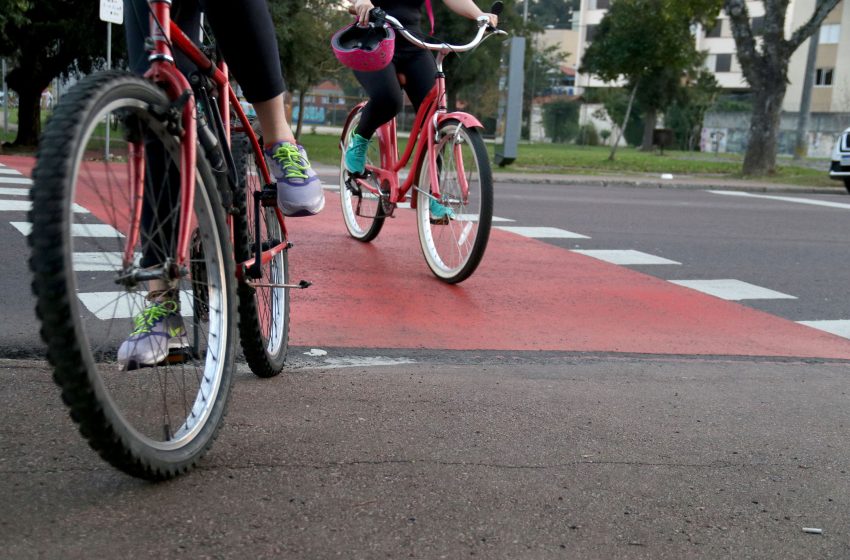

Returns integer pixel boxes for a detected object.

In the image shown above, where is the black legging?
[123,0,286,267]
[353,40,437,139]
[123,0,285,103]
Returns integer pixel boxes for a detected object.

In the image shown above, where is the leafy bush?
[576,123,600,146]
[542,99,580,143]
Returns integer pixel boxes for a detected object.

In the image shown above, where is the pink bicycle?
[339,7,505,284]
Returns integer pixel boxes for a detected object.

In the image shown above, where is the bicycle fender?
[437,112,484,129]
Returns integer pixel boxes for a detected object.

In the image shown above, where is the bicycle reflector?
[331,22,395,72]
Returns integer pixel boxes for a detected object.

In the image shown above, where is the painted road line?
[709,190,850,210]
[302,356,418,370]
[495,226,590,239]
[73,252,140,271]
[0,168,22,175]
[0,200,88,213]
[670,279,797,301]
[0,187,30,196]
[11,222,124,237]
[572,250,681,266]
[385,202,513,223]
[798,320,850,339]
[0,176,33,185]
[77,291,193,320]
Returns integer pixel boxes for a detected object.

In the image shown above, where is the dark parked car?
[830,126,850,193]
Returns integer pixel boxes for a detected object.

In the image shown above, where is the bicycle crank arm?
[246,279,312,289]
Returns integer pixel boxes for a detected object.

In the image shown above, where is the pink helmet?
[331,21,395,72]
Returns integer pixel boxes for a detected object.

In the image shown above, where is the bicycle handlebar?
[370,5,508,54]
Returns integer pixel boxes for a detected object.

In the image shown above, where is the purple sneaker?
[265,141,325,217]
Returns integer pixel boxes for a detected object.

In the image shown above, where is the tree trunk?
[294,89,306,141]
[793,29,819,160]
[640,108,657,151]
[743,80,786,175]
[11,88,41,147]
[608,82,638,162]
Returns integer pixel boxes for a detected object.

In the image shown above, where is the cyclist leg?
[202,0,323,216]
[345,63,404,174]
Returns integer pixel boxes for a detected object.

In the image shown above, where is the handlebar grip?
[369,7,387,24]
[489,1,503,15]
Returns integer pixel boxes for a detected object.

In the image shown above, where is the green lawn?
[298,133,837,188]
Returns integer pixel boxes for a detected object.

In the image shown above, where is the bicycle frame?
[342,19,488,209]
[128,0,286,277]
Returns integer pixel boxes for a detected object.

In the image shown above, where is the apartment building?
[569,0,849,152]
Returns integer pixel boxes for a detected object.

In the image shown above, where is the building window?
[706,19,722,38]
[815,68,834,86]
[751,16,765,35]
[820,24,840,44]
[591,0,610,8]
[715,53,732,73]
[585,24,598,42]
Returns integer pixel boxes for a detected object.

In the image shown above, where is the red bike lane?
[6,154,850,359]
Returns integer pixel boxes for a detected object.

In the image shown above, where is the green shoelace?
[130,301,179,335]
[272,143,309,180]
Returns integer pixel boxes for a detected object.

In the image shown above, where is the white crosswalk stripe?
[710,190,850,210]
[0,168,23,175]
[797,320,850,339]
[0,187,30,196]
[572,250,680,266]
[73,252,141,271]
[0,200,88,213]
[11,222,123,237]
[670,279,797,301]
[77,291,193,319]
[495,226,590,239]
[0,176,33,185]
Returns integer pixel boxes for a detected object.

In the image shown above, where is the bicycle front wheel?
[233,135,290,378]
[339,107,385,242]
[416,119,493,283]
[29,71,236,480]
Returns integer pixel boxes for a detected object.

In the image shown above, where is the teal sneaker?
[117,298,190,370]
[429,197,455,224]
[265,141,325,217]
[344,133,371,175]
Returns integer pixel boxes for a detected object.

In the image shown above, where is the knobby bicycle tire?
[29,71,237,480]
[416,119,493,283]
[232,135,290,378]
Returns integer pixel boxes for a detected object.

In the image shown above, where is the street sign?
[99,0,123,24]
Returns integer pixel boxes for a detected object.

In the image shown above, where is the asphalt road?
[3,158,850,558]
[2,352,849,559]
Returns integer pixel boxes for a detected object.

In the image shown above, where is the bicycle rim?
[233,136,290,377]
[416,120,493,283]
[339,109,385,242]
[29,72,235,479]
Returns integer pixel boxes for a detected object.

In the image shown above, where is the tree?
[270,0,349,139]
[665,69,720,150]
[723,0,840,175]
[1,1,120,147]
[580,0,723,156]
[524,42,569,138]
[433,0,527,116]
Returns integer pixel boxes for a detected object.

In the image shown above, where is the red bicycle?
[28,1,300,478]
[339,7,505,283]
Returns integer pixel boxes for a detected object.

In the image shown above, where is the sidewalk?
[311,163,845,195]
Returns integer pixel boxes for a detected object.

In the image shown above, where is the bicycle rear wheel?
[233,135,290,378]
[29,71,236,480]
[339,107,385,242]
[416,119,493,283]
